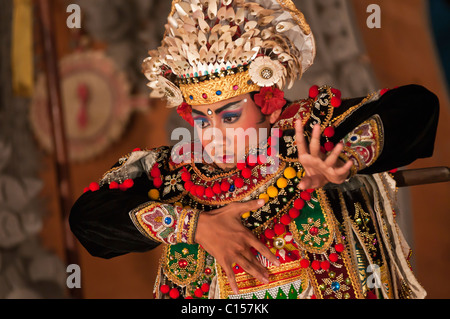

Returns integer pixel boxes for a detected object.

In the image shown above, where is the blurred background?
[0,0,449,299]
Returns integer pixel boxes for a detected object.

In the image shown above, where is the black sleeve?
[331,84,440,174]
[69,173,160,259]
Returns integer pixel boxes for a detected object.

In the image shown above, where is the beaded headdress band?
[142,0,316,108]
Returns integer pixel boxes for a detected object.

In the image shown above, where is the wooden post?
[393,167,450,187]
[35,0,82,299]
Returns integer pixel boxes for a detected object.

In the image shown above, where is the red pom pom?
[274,223,285,236]
[257,154,267,165]
[300,259,310,268]
[169,288,180,299]
[194,288,203,298]
[306,188,315,193]
[122,179,134,189]
[83,187,89,193]
[320,260,330,270]
[184,181,194,191]
[236,162,247,170]
[330,96,341,108]
[185,296,193,299]
[181,171,191,182]
[221,181,230,192]
[323,126,335,138]
[311,260,321,271]
[335,243,345,253]
[246,154,257,167]
[196,185,205,197]
[324,141,335,152]
[150,166,161,178]
[89,182,100,192]
[293,198,305,210]
[189,184,198,196]
[280,214,292,225]
[201,283,210,293]
[288,208,300,219]
[234,177,244,188]
[160,285,170,294]
[380,88,389,96]
[241,167,252,179]
[389,168,398,173]
[331,88,342,99]
[272,128,282,138]
[264,228,276,239]
[109,181,119,190]
[132,148,141,152]
[205,187,214,198]
[212,183,222,194]
[329,253,339,263]
[300,191,311,201]
[309,85,319,99]
[268,136,278,146]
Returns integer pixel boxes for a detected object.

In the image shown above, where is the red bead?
[311,295,317,299]
[194,288,203,298]
[320,260,330,270]
[309,85,319,99]
[169,288,180,299]
[309,226,319,236]
[150,166,161,178]
[178,259,188,268]
[329,253,339,263]
[380,88,389,96]
[236,162,247,170]
[272,128,282,138]
[205,187,214,198]
[132,148,141,152]
[300,259,310,268]
[264,228,276,239]
[122,179,134,189]
[181,171,191,182]
[335,243,345,253]
[293,198,305,210]
[204,267,212,275]
[306,188,315,193]
[160,285,170,294]
[184,181,194,191]
[234,177,244,188]
[196,185,205,197]
[274,223,285,236]
[323,126,335,138]
[266,147,277,156]
[311,260,321,271]
[288,208,300,219]
[280,214,291,225]
[201,283,210,293]
[109,181,119,190]
[330,96,341,108]
[389,168,398,173]
[268,136,278,146]
[300,191,311,201]
[241,167,252,179]
[185,296,193,299]
[202,93,208,99]
[83,187,89,193]
[220,181,230,192]
[89,182,99,192]
[212,183,222,194]
[324,141,335,152]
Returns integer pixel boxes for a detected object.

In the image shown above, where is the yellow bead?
[284,167,296,179]
[259,193,270,203]
[148,189,160,200]
[267,186,278,198]
[174,202,183,207]
[276,177,288,189]
[241,212,251,219]
[297,170,304,179]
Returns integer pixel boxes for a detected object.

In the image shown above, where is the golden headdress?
[142,0,316,107]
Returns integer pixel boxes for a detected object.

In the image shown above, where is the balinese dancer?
[70,0,439,299]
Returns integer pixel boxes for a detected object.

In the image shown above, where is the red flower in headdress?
[254,87,286,115]
[177,102,194,126]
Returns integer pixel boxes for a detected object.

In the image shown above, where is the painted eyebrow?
[191,100,243,116]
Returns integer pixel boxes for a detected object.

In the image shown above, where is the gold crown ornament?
[142,0,316,108]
